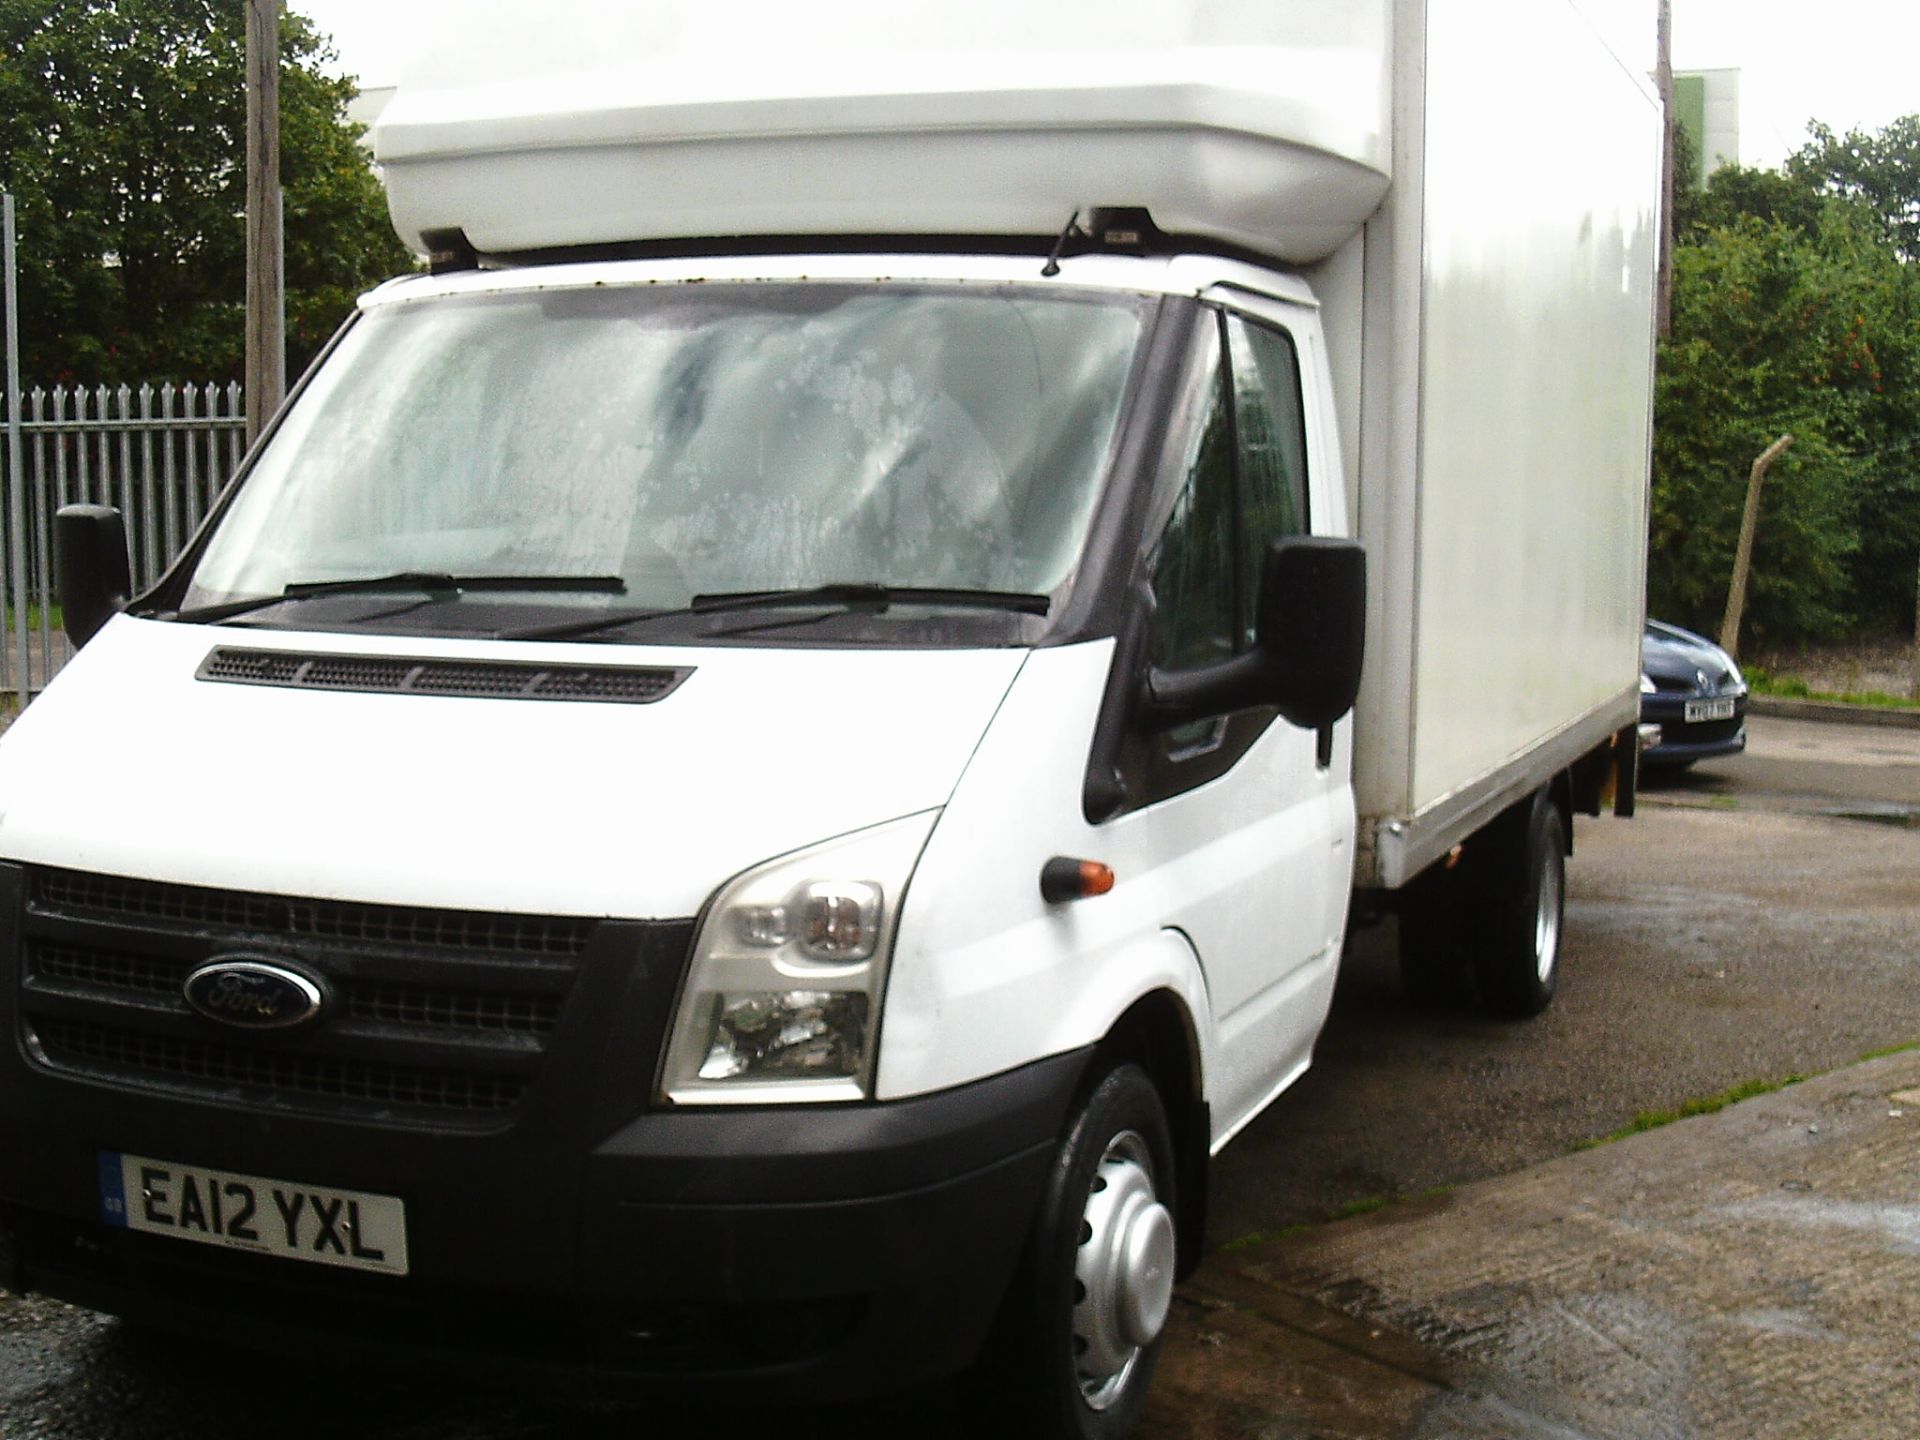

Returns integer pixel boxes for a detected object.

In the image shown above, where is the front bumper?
[0,861,1087,1398]
[1640,696,1748,766]
[0,1050,1084,1398]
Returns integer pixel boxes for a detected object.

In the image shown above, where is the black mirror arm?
[1142,651,1272,729]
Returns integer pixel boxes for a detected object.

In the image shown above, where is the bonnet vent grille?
[199,647,690,704]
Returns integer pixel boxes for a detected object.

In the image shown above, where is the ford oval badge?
[184,956,326,1030]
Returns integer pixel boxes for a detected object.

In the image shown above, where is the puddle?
[1720,1195,1920,1254]
[1727,1306,1835,1340]
[1816,803,1920,827]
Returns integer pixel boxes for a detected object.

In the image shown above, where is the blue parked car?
[1641,619,1748,769]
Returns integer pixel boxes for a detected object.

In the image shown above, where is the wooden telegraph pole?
[245,0,285,446]
[1655,0,1674,338]
[1718,434,1793,659]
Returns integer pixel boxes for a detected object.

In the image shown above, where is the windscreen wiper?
[504,582,1052,641]
[167,573,627,624]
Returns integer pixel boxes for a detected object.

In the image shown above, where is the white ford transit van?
[0,3,1658,1434]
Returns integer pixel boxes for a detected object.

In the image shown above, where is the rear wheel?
[972,1064,1178,1440]
[1471,787,1568,1018]
[1396,859,1476,1008]
[1397,786,1568,1017]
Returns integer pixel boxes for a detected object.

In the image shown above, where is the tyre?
[1396,858,1476,1008]
[1470,787,1567,1018]
[972,1064,1178,1440]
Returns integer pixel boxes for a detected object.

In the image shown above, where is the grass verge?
[1572,1074,1807,1149]
[0,603,63,631]
[1746,664,1920,711]
[1220,1045,1917,1254]
[1573,1041,1919,1151]
[1860,1040,1919,1062]
[1220,1186,1455,1253]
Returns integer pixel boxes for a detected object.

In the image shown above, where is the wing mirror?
[1145,536,1366,731]
[55,504,133,648]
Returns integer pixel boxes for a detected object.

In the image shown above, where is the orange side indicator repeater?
[1040,857,1116,904]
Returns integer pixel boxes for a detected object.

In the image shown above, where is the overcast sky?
[293,0,1918,171]
[1669,0,1920,164]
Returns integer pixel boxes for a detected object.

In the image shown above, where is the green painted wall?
[1673,73,1708,188]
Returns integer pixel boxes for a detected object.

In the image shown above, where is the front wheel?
[972,1064,1178,1440]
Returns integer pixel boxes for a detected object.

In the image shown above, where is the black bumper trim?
[0,1047,1094,1396]
[589,1047,1091,1202]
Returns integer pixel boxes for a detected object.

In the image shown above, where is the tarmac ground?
[1147,1048,1920,1439]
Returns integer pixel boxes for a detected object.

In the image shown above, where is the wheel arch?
[1084,989,1211,1280]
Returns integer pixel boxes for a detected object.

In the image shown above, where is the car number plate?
[1684,697,1736,723]
[98,1152,409,1276]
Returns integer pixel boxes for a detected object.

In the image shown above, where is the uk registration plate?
[98,1152,409,1276]
[1684,697,1736,723]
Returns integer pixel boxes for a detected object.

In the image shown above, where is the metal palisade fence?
[1,381,247,699]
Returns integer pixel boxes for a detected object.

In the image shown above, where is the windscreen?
[179,281,1148,629]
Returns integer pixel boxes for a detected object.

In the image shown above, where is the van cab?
[5,248,1363,1431]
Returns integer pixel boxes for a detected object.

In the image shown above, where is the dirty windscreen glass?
[178,281,1148,632]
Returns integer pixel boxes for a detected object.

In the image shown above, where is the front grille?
[33,868,591,959]
[351,983,561,1035]
[31,1018,527,1113]
[26,939,563,1038]
[18,867,593,1126]
[199,647,692,705]
[32,941,181,997]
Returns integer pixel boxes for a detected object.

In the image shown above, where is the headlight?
[659,811,937,1104]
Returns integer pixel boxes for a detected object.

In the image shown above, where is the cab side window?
[1130,307,1314,793]
[1226,314,1311,648]
[1147,343,1236,672]
[1149,311,1311,672]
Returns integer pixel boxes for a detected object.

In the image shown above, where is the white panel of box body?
[1341,0,1658,886]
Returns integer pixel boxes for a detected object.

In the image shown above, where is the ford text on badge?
[182,956,327,1029]
[99,1153,409,1276]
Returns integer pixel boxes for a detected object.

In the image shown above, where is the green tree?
[1654,124,1920,645]
[1775,118,1920,633]
[1651,211,1865,642]
[0,0,411,384]
[1678,159,1830,246]
[1788,117,1920,259]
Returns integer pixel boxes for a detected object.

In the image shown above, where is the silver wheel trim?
[1535,839,1563,984]
[1072,1129,1176,1410]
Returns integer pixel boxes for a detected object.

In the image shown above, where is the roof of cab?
[354,252,1325,312]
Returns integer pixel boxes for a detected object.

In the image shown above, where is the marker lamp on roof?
[659,812,937,1104]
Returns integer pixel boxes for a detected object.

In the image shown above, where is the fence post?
[3,363,246,701]
[5,194,28,707]
[29,387,54,686]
